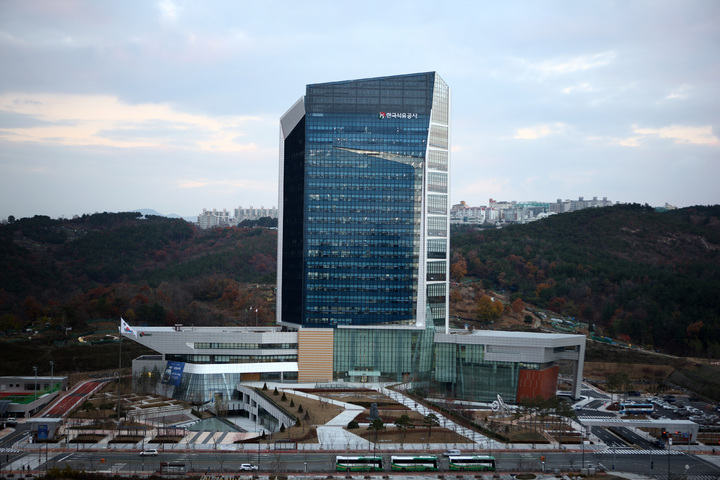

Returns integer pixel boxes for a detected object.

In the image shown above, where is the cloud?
[177,180,208,189]
[524,51,616,77]
[634,125,719,146]
[562,83,596,94]
[513,123,567,140]
[660,84,695,103]
[611,125,720,147]
[159,0,179,22]
[0,93,263,151]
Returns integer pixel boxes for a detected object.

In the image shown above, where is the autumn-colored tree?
[450,258,468,282]
[511,298,525,314]
[450,289,462,303]
[686,320,704,339]
[476,294,504,323]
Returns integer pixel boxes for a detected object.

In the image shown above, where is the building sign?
[378,112,418,119]
[38,425,48,440]
[161,361,185,386]
[139,332,152,337]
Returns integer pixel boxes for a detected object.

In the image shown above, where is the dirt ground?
[264,388,467,445]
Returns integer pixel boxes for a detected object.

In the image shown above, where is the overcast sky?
[1,0,718,220]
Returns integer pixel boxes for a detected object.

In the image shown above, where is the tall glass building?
[278,72,451,331]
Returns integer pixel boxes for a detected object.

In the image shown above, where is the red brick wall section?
[517,365,560,401]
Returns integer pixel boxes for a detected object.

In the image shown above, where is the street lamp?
[49,361,54,393]
[581,425,585,469]
[33,366,38,402]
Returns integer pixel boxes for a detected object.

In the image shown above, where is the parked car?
[240,464,259,471]
[139,449,159,456]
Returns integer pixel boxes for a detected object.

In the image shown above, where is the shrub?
[347,420,359,429]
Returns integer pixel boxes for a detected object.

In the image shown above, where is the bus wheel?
[425,467,431,471]
[460,467,465,472]
[401,468,407,472]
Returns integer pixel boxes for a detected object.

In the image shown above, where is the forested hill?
[0,212,277,332]
[2,205,720,356]
[451,204,720,355]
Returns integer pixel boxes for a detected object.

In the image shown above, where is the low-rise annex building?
[125,322,585,407]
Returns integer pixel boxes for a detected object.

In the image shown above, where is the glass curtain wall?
[301,73,438,327]
[333,322,434,382]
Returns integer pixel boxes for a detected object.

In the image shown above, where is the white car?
[240,463,259,471]
[139,449,158,456]
[443,449,461,456]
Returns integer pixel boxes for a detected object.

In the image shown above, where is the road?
[7,449,719,477]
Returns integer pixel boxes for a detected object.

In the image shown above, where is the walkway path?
[282,388,370,450]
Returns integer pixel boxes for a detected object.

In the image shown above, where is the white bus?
[448,455,496,471]
[335,456,383,472]
[620,403,654,414]
[390,455,439,471]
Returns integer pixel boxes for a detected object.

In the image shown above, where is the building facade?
[123,73,586,415]
[278,72,451,331]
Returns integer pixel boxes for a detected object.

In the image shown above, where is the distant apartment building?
[197,208,232,229]
[235,205,279,223]
[197,206,278,229]
[549,196,613,214]
[452,196,614,226]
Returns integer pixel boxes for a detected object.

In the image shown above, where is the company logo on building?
[139,332,152,337]
[379,112,418,119]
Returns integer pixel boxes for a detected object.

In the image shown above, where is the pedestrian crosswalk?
[602,447,683,455]
[653,476,719,480]
[0,447,21,453]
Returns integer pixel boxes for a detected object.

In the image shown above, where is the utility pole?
[49,361,54,393]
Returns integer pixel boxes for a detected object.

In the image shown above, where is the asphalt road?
[8,449,719,477]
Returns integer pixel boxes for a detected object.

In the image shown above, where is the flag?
[120,318,137,337]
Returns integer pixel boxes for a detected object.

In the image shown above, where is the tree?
[450,258,468,282]
[511,298,525,314]
[477,294,504,323]
[367,418,385,445]
[149,365,161,394]
[136,367,149,394]
[394,414,413,442]
[607,372,630,403]
[423,413,440,438]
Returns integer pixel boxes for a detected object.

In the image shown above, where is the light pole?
[33,366,38,402]
[581,425,585,469]
[49,361,54,393]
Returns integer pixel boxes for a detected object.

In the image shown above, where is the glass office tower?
[278,72,450,330]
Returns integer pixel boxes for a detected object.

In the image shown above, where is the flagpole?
[117,319,122,424]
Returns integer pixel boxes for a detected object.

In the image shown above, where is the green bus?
[390,455,439,471]
[448,455,496,471]
[335,456,383,472]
